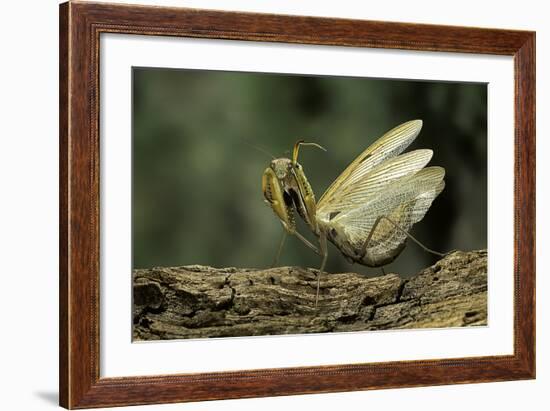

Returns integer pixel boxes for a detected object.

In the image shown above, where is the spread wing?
[317,119,423,211]
[322,167,445,265]
[316,149,433,217]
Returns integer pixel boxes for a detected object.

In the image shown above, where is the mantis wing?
[317,119,423,210]
[322,166,445,266]
[317,149,433,217]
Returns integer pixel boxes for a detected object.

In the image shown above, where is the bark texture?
[133,249,487,340]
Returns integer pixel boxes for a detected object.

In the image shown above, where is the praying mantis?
[261,120,446,307]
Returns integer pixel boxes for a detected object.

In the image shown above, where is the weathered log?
[133,249,487,340]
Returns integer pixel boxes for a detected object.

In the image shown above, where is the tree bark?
[133,249,487,340]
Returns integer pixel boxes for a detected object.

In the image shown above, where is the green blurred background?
[132,68,487,278]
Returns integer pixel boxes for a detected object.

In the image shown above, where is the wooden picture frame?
[59,1,535,408]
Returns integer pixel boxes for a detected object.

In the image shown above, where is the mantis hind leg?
[360,215,446,260]
[315,234,328,308]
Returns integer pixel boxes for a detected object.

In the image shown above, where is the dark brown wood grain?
[59,1,535,409]
[59,2,69,407]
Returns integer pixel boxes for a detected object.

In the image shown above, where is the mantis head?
[262,140,326,233]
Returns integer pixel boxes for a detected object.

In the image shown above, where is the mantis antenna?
[292,140,327,165]
[237,137,276,160]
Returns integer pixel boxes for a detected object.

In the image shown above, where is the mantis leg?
[360,216,445,259]
[291,230,322,256]
[315,234,328,308]
[360,216,384,259]
[271,230,287,267]
[279,222,321,256]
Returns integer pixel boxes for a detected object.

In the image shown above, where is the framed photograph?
[59,1,535,408]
